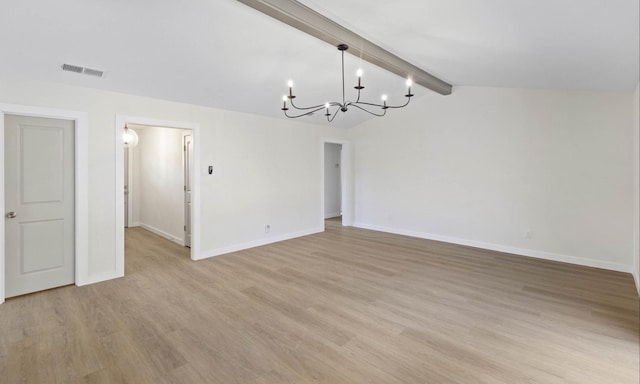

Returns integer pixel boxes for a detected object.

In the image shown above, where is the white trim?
[182,131,193,248]
[115,115,201,275]
[321,139,351,227]
[198,227,323,260]
[0,103,89,303]
[353,222,632,273]
[139,223,185,246]
[632,82,640,297]
[126,146,135,227]
[79,270,125,286]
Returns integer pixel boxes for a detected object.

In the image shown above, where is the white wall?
[132,126,189,245]
[633,83,639,294]
[350,86,634,272]
[1,74,635,289]
[324,143,342,218]
[0,75,347,283]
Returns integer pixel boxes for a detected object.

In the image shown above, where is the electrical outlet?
[265,225,270,233]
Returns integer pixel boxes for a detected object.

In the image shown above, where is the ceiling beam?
[236,0,452,95]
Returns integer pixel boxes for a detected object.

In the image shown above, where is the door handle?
[5,211,16,219]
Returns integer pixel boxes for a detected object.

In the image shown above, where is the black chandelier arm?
[349,103,388,117]
[289,98,328,111]
[284,105,326,119]
[326,107,341,122]
[384,97,412,109]
[351,96,411,110]
[352,100,384,108]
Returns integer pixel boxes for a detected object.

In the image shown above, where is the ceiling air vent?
[82,67,104,77]
[61,63,105,78]
[61,63,83,74]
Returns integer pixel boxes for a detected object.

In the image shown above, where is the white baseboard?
[77,270,124,286]
[197,227,324,261]
[633,268,640,296]
[353,222,631,273]
[325,212,341,219]
[139,223,185,246]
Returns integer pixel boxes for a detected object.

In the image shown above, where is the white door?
[183,134,193,247]
[4,115,75,298]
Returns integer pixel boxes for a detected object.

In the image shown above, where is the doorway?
[115,115,200,270]
[125,125,193,252]
[324,143,342,220]
[322,139,350,227]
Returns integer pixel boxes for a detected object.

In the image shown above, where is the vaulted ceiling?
[0,0,638,128]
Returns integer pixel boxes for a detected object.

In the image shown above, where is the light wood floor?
[1,221,638,383]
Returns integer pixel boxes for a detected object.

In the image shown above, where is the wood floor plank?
[1,220,638,383]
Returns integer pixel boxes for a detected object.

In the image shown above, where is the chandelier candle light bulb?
[287,80,295,99]
[280,44,414,122]
[355,69,364,90]
[405,79,414,98]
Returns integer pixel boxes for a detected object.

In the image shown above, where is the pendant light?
[123,125,139,148]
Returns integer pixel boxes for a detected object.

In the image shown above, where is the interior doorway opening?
[124,125,193,256]
[322,139,350,228]
[115,115,200,277]
[324,142,342,222]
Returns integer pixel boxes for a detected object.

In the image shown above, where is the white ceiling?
[0,0,638,128]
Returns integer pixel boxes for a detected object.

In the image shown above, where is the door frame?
[0,103,89,304]
[321,138,351,227]
[183,132,193,247]
[115,115,201,264]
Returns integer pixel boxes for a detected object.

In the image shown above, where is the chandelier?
[281,44,414,122]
